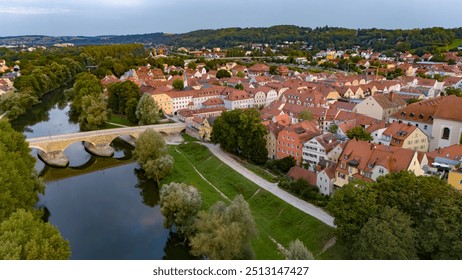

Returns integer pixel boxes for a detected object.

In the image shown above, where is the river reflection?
[13,86,193,260]
[39,163,169,260]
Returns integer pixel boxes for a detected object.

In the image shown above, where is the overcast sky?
[0,0,461,36]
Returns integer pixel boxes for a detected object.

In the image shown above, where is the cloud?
[0,6,70,15]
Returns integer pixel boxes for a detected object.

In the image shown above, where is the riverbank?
[161,142,346,259]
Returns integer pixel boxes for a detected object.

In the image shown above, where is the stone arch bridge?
[26,123,186,167]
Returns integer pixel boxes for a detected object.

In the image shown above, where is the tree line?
[328,172,462,259]
[211,108,268,165]
[0,48,84,120]
[0,120,70,259]
[165,25,461,52]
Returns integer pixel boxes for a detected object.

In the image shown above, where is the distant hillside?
[1,25,462,52]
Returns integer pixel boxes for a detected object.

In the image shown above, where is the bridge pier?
[84,142,115,157]
[37,150,69,168]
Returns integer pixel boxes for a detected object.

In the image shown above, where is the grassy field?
[107,115,136,127]
[438,38,462,52]
[229,154,279,183]
[160,142,345,260]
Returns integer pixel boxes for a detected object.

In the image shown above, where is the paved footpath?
[201,143,335,227]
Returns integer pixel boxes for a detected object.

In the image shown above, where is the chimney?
[438,147,441,154]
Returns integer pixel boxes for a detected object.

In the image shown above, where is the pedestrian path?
[201,143,335,227]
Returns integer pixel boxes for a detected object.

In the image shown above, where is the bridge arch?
[28,145,46,154]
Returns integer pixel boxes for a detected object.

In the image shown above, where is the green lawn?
[438,38,462,52]
[108,115,136,127]
[161,142,345,260]
[228,154,279,183]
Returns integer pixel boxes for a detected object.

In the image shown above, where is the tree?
[327,182,379,246]
[159,182,202,237]
[144,155,174,184]
[212,108,268,164]
[136,94,160,125]
[172,79,184,90]
[133,129,173,183]
[286,239,314,260]
[238,108,268,164]
[353,207,417,260]
[234,83,244,90]
[0,91,38,120]
[187,61,197,70]
[216,69,231,79]
[346,126,373,141]
[78,94,108,131]
[299,109,313,121]
[373,172,462,259]
[107,80,140,114]
[328,172,462,259]
[0,120,44,221]
[190,195,258,260]
[236,71,245,78]
[0,209,70,260]
[265,156,296,174]
[125,98,139,124]
[328,124,338,134]
[443,87,462,97]
[269,65,278,75]
[71,72,103,115]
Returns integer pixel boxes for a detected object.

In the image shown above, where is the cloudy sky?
[0,0,461,36]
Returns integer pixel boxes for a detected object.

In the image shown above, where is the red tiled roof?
[287,166,317,186]
[426,144,462,165]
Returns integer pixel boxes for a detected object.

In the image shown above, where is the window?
[379,168,384,174]
[459,180,462,185]
[442,127,450,140]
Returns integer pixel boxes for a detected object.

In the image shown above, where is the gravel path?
[201,143,335,227]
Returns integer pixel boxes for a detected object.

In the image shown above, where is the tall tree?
[144,155,174,184]
[346,126,373,141]
[0,120,44,221]
[159,182,202,237]
[133,129,173,183]
[172,79,184,90]
[329,172,462,259]
[216,69,231,79]
[190,195,258,260]
[0,209,70,260]
[327,182,379,246]
[107,80,140,114]
[136,94,160,125]
[78,94,108,131]
[353,207,417,260]
[299,109,313,121]
[71,72,103,115]
[286,239,315,260]
[212,108,268,164]
[125,98,139,124]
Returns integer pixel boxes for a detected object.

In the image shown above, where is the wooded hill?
[1,25,462,52]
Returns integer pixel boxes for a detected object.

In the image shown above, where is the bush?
[278,177,329,207]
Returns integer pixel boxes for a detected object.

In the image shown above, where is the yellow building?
[382,122,429,152]
[152,93,173,115]
[448,170,462,191]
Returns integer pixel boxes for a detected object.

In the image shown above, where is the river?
[11,86,192,260]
